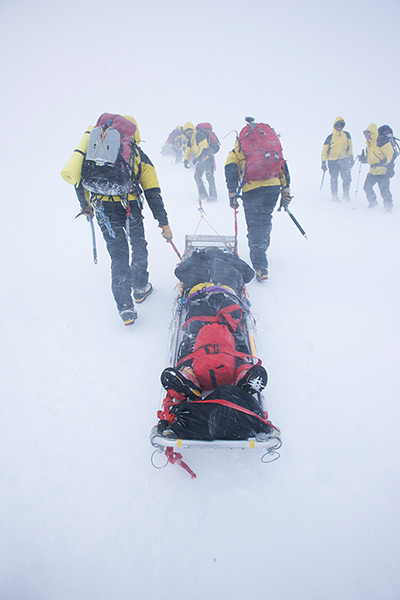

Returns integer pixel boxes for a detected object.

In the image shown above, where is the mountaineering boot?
[368,200,378,208]
[119,307,138,326]
[256,268,269,282]
[134,282,153,303]
[332,194,340,202]
[161,367,202,399]
[236,364,268,393]
[343,192,351,202]
[384,203,393,213]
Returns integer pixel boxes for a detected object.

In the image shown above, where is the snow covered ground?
[1,1,400,598]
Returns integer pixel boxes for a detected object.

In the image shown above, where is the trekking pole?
[278,202,308,239]
[320,170,326,190]
[75,211,98,264]
[353,159,363,205]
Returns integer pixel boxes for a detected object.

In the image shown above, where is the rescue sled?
[150,235,282,477]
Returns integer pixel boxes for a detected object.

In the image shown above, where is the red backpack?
[196,122,220,154]
[238,122,285,183]
[191,323,236,389]
[177,305,260,390]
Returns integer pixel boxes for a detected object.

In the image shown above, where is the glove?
[358,150,367,164]
[229,192,239,208]
[386,164,395,178]
[161,224,173,241]
[321,162,327,172]
[349,157,355,168]
[75,203,94,220]
[280,187,293,210]
[183,160,190,169]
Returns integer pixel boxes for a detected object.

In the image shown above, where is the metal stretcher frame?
[150,235,282,466]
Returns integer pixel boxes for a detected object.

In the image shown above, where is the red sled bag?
[191,323,236,389]
[196,122,220,154]
[238,122,285,183]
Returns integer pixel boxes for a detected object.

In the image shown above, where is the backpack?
[238,122,285,183]
[377,125,400,177]
[196,122,220,154]
[81,113,138,196]
[169,384,275,441]
[191,322,237,389]
[177,305,259,390]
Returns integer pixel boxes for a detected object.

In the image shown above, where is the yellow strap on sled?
[188,282,235,298]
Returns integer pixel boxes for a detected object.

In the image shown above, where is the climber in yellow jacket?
[359,123,395,212]
[225,124,291,282]
[183,121,217,201]
[321,116,354,202]
[62,113,173,325]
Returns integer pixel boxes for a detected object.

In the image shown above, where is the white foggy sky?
[1,0,400,157]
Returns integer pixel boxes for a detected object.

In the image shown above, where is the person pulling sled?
[61,113,173,325]
[225,117,292,281]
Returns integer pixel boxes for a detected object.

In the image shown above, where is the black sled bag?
[169,384,274,441]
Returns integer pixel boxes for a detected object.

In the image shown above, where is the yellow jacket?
[224,139,290,193]
[364,123,394,176]
[183,121,210,162]
[321,116,353,162]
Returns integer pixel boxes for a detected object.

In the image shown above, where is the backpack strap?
[126,142,143,197]
[182,304,244,333]
[176,346,260,369]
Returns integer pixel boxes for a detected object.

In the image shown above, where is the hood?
[333,116,346,129]
[123,115,141,143]
[183,121,195,132]
[364,123,378,142]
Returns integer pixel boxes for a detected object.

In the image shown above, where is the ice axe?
[278,200,308,239]
[320,170,326,190]
[75,210,98,264]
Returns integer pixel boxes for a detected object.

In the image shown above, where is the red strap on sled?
[165,447,197,479]
[182,304,244,332]
[157,391,184,425]
[188,398,279,429]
